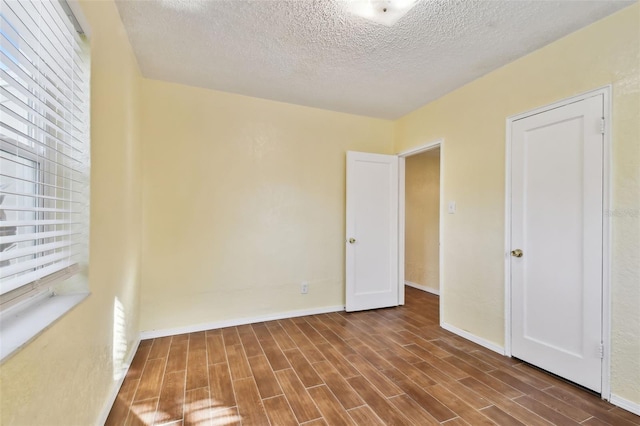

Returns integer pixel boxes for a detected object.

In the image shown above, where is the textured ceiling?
[115,0,634,119]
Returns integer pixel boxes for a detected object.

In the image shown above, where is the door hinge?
[600,118,605,135]
[598,343,604,359]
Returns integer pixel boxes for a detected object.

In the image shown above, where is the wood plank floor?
[106,287,640,425]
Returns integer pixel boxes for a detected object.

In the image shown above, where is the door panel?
[511,95,603,392]
[346,151,399,312]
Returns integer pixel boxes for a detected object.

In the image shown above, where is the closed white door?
[511,95,604,392]
[346,151,399,312]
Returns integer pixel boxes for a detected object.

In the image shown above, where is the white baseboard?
[96,337,141,425]
[140,305,346,340]
[440,321,505,355]
[405,281,439,296]
[610,394,640,416]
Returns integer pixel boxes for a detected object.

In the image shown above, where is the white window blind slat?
[0,240,75,262]
[0,137,84,175]
[3,1,80,99]
[42,2,84,70]
[0,40,84,130]
[0,101,83,154]
[0,260,76,295]
[3,50,86,115]
[0,76,78,140]
[0,64,83,138]
[1,219,80,227]
[0,24,77,115]
[42,0,85,48]
[0,153,84,183]
[0,123,83,165]
[0,172,80,191]
[0,206,77,214]
[0,50,82,133]
[0,164,84,187]
[0,0,89,304]
[39,1,77,62]
[0,153,83,184]
[1,230,79,245]
[0,250,71,279]
[0,264,80,309]
[0,190,81,203]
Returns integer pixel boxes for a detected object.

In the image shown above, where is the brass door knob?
[348,238,356,244]
[511,249,523,258]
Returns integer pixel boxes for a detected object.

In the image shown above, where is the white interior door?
[346,151,399,312]
[511,95,604,392]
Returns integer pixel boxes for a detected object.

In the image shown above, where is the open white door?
[346,151,399,312]
[510,94,604,392]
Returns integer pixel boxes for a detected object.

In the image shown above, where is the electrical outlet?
[301,282,309,294]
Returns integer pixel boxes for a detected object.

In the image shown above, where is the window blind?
[0,0,89,308]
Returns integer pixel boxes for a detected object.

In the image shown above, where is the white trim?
[504,85,612,397]
[397,139,443,320]
[438,142,444,326]
[397,140,443,158]
[601,86,613,401]
[96,338,141,425]
[610,394,640,417]
[398,156,406,306]
[140,305,346,340]
[507,86,610,122]
[441,322,505,355]
[405,281,439,296]
[504,108,513,358]
[503,108,514,357]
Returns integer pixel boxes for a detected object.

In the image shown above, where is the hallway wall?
[405,149,440,294]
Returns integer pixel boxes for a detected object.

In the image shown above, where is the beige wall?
[1,2,638,423]
[0,0,143,424]
[395,4,639,403]
[140,79,394,332]
[405,149,440,293]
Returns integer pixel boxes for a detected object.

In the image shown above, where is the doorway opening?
[398,139,443,322]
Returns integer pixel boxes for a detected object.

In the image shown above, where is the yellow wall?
[405,149,440,293]
[395,4,639,403]
[1,2,638,423]
[0,0,143,424]
[140,79,394,332]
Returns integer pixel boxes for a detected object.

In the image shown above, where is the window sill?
[0,292,89,363]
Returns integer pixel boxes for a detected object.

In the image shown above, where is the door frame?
[397,139,444,324]
[504,86,612,399]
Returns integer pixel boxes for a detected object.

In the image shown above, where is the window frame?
[0,0,90,362]
[0,136,50,308]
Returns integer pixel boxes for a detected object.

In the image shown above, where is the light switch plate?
[448,201,456,214]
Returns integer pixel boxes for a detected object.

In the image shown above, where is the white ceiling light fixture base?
[344,0,418,26]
